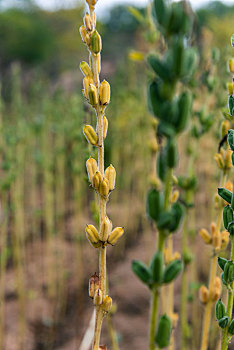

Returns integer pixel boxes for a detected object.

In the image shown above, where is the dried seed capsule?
[212,287,221,302]
[218,257,227,271]
[212,231,221,251]
[228,59,234,73]
[100,178,109,197]
[86,157,98,182]
[94,289,102,305]
[150,250,163,284]
[210,222,216,237]
[80,61,92,77]
[224,149,232,169]
[99,346,107,350]
[100,216,112,242]
[92,171,102,190]
[149,138,159,153]
[216,299,226,320]
[218,188,232,204]
[97,53,101,73]
[104,165,116,191]
[132,260,152,286]
[155,314,172,348]
[218,316,229,329]
[99,80,111,106]
[102,296,112,312]
[91,30,102,54]
[162,259,182,284]
[84,13,93,31]
[199,228,211,244]
[223,205,233,229]
[79,25,87,42]
[171,190,179,204]
[86,0,98,6]
[89,273,99,298]
[199,285,209,304]
[83,125,98,145]
[103,116,108,139]
[221,120,230,138]
[88,84,98,106]
[221,230,229,250]
[86,224,99,245]
[83,76,90,98]
[107,227,124,245]
[214,153,224,169]
[228,319,234,335]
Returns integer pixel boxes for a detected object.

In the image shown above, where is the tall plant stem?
[149,288,159,350]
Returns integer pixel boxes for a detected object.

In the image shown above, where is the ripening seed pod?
[149,138,159,153]
[223,205,233,229]
[100,216,112,242]
[84,13,93,31]
[171,190,179,204]
[218,187,232,204]
[108,227,124,245]
[97,53,101,73]
[221,120,230,138]
[218,257,228,271]
[132,260,152,285]
[102,296,112,312]
[99,80,111,106]
[214,276,222,289]
[80,61,92,77]
[100,178,109,197]
[173,252,181,261]
[224,149,232,169]
[83,125,98,145]
[212,231,221,251]
[94,289,103,305]
[163,247,171,265]
[228,319,234,335]
[91,30,102,54]
[216,299,226,320]
[86,224,99,244]
[162,260,182,284]
[210,222,216,237]
[88,84,98,106]
[104,165,116,191]
[155,314,171,348]
[227,82,233,95]
[103,116,108,139]
[199,228,212,244]
[150,250,163,284]
[221,231,229,250]
[172,175,178,185]
[86,0,98,6]
[199,285,209,304]
[86,157,98,182]
[85,33,91,47]
[212,287,221,302]
[218,316,229,329]
[172,313,179,328]
[80,25,87,42]
[89,273,99,298]
[228,59,234,73]
[92,171,102,190]
[83,76,94,98]
[214,153,224,169]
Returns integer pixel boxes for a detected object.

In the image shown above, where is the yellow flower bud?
[99,80,111,106]
[199,285,209,304]
[80,61,92,77]
[199,228,212,244]
[91,30,102,54]
[79,25,87,42]
[228,59,234,73]
[84,13,93,31]
[88,84,98,106]
[214,153,224,169]
[92,171,102,191]
[171,190,179,204]
[86,157,98,182]
[221,230,229,250]
[89,273,99,298]
[108,227,124,245]
[100,178,109,197]
[103,116,108,139]
[100,216,112,242]
[94,289,103,306]
[102,295,112,312]
[227,82,233,95]
[104,164,116,191]
[83,125,98,145]
[86,224,99,245]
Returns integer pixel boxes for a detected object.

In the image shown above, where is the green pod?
[232,152,234,166]
[166,138,178,168]
[215,299,226,320]
[175,91,192,133]
[150,250,163,284]
[153,0,168,27]
[218,257,228,271]
[227,221,234,237]
[172,38,184,77]
[218,316,229,329]
[157,122,176,138]
[221,272,228,287]
[218,188,232,204]
[182,248,193,265]
[146,189,163,222]
[91,30,102,54]
[166,2,190,36]
[223,261,234,284]
[228,95,234,116]
[155,314,172,348]
[169,202,184,232]
[227,129,234,151]
[157,150,168,181]
[228,319,234,335]
[223,205,234,229]
[132,260,152,286]
[163,259,182,284]
[157,211,174,230]
[231,191,234,210]
[181,48,197,80]
[147,54,173,82]
[148,80,163,117]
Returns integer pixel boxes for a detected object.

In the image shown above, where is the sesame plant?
[79,1,124,349]
[132,0,197,349]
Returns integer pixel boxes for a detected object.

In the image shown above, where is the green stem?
[149,288,159,350]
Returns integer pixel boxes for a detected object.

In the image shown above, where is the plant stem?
[149,288,159,350]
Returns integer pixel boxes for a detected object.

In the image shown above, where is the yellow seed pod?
[172,175,178,185]
[102,295,112,312]
[79,25,87,42]
[88,84,98,106]
[97,53,101,74]
[85,33,91,47]
[92,171,102,190]
[86,157,98,182]
[104,165,116,191]
[86,224,99,245]
[84,13,93,31]
[149,176,161,189]
[212,231,221,251]
[103,116,108,139]
[171,313,179,328]
[100,178,109,197]
[221,230,229,250]
[89,273,99,298]
[214,276,221,290]
[173,251,181,261]
[224,149,232,169]
[99,80,111,106]
[163,247,171,265]
[214,153,224,169]
[214,193,220,209]
[91,30,102,54]
[86,0,98,6]
[171,190,179,204]
[100,216,112,242]
[199,228,212,244]
[227,82,233,95]
[83,76,94,98]
[211,287,221,302]
[107,227,124,245]
[94,289,103,306]
[83,125,98,145]
[80,61,92,77]
[149,138,158,153]
[221,120,230,138]
[228,59,234,73]
[199,285,209,304]
[210,222,216,237]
